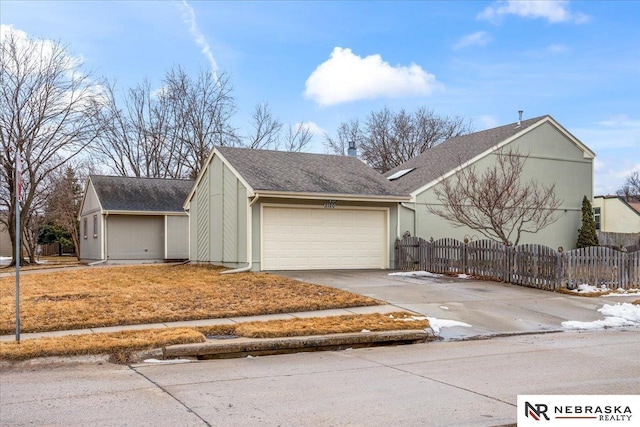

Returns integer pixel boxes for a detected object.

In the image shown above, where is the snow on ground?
[142,358,193,364]
[568,284,640,296]
[389,271,442,278]
[427,317,472,335]
[562,303,640,330]
[602,288,640,297]
[457,274,470,279]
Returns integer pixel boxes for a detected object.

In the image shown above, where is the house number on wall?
[323,200,337,209]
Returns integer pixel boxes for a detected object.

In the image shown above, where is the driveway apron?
[275,270,631,340]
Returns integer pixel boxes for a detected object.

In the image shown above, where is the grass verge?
[0,312,428,362]
[0,264,379,334]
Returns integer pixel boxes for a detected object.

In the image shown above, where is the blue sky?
[2,0,639,195]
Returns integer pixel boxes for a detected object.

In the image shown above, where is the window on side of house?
[593,207,601,230]
[83,217,88,239]
[93,215,98,238]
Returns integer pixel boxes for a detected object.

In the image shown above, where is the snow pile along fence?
[394,237,640,290]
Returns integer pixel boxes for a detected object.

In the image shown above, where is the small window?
[83,218,88,239]
[93,215,98,238]
[593,207,601,231]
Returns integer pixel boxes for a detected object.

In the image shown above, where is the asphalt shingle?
[90,175,193,212]
[384,115,550,194]
[216,146,407,197]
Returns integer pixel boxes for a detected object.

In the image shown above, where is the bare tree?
[0,27,102,265]
[283,123,313,152]
[617,170,640,202]
[245,102,282,150]
[324,119,363,156]
[324,107,473,172]
[42,166,83,258]
[92,66,238,179]
[428,150,562,246]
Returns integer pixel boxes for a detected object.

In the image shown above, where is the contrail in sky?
[179,0,218,79]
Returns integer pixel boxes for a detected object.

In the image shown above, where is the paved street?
[2,330,639,426]
[2,270,638,426]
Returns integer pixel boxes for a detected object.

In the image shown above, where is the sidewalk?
[0,304,405,342]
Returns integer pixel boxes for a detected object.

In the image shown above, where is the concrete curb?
[136,329,432,361]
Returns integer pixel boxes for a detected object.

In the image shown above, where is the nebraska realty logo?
[518,395,637,426]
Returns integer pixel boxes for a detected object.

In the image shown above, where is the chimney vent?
[517,110,523,127]
[348,140,357,157]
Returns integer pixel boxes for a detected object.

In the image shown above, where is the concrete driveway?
[277,270,635,340]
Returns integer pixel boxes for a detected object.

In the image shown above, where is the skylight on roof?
[387,168,415,181]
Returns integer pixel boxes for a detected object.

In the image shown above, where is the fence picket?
[394,237,639,290]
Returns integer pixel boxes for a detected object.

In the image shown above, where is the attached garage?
[185,146,410,272]
[261,206,387,270]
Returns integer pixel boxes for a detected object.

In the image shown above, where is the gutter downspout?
[400,202,417,236]
[89,213,109,266]
[221,194,258,275]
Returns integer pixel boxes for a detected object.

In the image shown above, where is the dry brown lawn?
[1,255,80,273]
[0,264,380,335]
[0,312,428,361]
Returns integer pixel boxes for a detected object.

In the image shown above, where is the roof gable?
[385,115,594,195]
[89,175,193,213]
[215,146,408,198]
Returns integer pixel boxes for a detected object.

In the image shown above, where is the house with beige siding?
[78,175,193,263]
[593,195,640,233]
[184,147,410,271]
[385,115,595,251]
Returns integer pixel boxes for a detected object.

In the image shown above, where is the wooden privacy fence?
[395,237,640,291]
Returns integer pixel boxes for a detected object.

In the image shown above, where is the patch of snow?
[439,306,449,310]
[394,316,427,322]
[599,303,640,322]
[388,314,394,319]
[360,329,370,333]
[571,283,609,293]
[562,303,640,330]
[142,358,192,364]
[389,271,442,278]
[602,288,640,297]
[427,317,472,335]
[457,274,470,279]
[0,256,11,261]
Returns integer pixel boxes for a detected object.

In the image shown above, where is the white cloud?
[478,0,590,24]
[304,47,439,106]
[476,115,499,130]
[453,31,492,50]
[547,44,568,54]
[296,121,325,136]
[574,115,640,195]
[179,0,218,77]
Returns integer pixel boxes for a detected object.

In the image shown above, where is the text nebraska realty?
[526,402,633,422]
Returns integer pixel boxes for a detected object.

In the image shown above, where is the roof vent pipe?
[517,110,523,127]
[347,140,357,157]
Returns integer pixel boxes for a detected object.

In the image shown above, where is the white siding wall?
[594,197,640,233]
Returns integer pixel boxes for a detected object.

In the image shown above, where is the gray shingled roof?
[216,146,407,198]
[384,115,550,194]
[90,175,194,212]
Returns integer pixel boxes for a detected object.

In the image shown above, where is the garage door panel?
[262,206,386,270]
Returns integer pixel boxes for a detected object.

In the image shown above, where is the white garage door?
[262,206,387,270]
